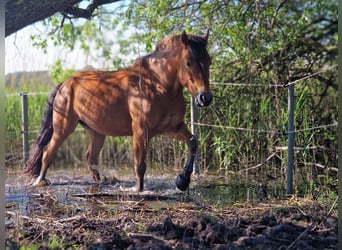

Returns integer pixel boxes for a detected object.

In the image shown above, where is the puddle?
[192,182,287,206]
[5,168,181,221]
[5,168,287,224]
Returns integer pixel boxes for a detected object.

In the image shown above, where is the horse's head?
[177,31,213,107]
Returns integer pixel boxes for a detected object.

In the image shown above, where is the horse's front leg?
[132,121,149,192]
[175,135,197,191]
[165,123,198,191]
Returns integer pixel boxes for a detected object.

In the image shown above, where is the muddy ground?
[5,171,338,250]
[5,172,338,249]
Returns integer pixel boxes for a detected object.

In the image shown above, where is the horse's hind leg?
[85,129,105,182]
[32,114,78,186]
[132,121,149,192]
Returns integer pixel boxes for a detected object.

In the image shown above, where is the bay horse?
[23,31,213,192]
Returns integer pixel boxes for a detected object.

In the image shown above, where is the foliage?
[6,0,338,197]
[29,1,135,70]
[50,59,76,83]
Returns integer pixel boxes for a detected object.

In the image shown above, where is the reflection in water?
[192,183,286,206]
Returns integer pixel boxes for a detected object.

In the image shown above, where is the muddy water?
[5,167,286,222]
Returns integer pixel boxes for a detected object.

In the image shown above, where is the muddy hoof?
[93,174,101,182]
[30,179,51,187]
[175,172,190,191]
[90,170,101,182]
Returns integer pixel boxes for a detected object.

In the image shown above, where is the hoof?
[89,167,101,182]
[175,172,190,191]
[30,179,51,187]
[136,183,144,193]
[92,173,101,183]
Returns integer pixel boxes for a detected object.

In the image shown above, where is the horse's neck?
[134,55,182,93]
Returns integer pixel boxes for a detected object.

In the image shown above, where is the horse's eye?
[186,60,192,67]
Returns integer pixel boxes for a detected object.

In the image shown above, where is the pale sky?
[5,1,132,74]
[5,24,112,74]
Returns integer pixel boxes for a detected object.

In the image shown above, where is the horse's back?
[53,67,187,137]
[54,70,134,136]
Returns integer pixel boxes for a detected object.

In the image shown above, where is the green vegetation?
[5,0,337,199]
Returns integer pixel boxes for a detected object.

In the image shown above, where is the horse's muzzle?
[195,92,213,107]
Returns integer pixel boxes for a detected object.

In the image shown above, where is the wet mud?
[5,171,338,249]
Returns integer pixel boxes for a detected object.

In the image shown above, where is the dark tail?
[23,83,62,176]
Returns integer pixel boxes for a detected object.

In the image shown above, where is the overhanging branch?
[63,0,121,19]
[5,0,122,37]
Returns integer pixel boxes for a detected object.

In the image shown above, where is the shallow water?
[5,167,287,223]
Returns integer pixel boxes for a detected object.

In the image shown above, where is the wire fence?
[210,65,337,88]
[189,121,337,136]
[6,65,338,193]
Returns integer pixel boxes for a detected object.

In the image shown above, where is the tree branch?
[63,0,120,19]
[270,0,287,28]
[5,0,122,37]
[6,0,80,37]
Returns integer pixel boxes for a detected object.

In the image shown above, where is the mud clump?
[5,196,337,249]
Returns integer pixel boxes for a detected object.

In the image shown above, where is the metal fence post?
[190,97,199,174]
[21,92,29,164]
[287,84,294,194]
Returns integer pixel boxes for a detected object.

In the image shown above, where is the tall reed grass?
[5,78,337,199]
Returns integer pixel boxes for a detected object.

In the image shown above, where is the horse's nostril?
[200,92,213,106]
[195,92,213,107]
[200,94,206,103]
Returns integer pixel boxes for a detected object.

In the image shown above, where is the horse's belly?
[69,82,132,135]
[75,95,133,136]
[79,108,133,136]
[145,110,185,135]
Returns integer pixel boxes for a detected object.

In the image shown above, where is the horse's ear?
[203,29,209,44]
[181,31,188,46]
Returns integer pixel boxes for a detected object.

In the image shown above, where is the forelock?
[155,33,208,60]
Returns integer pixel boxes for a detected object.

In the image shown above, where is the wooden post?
[287,84,294,194]
[21,92,29,164]
[190,97,199,174]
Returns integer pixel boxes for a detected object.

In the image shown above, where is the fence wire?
[188,121,337,135]
[5,64,337,138]
[210,64,337,88]
[5,64,337,171]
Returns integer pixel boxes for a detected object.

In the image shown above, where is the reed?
[5,77,337,198]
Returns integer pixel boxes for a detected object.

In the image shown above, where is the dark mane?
[133,33,209,66]
[154,33,209,61]
[187,34,210,62]
[156,33,207,50]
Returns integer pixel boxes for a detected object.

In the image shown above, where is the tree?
[5,0,121,37]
